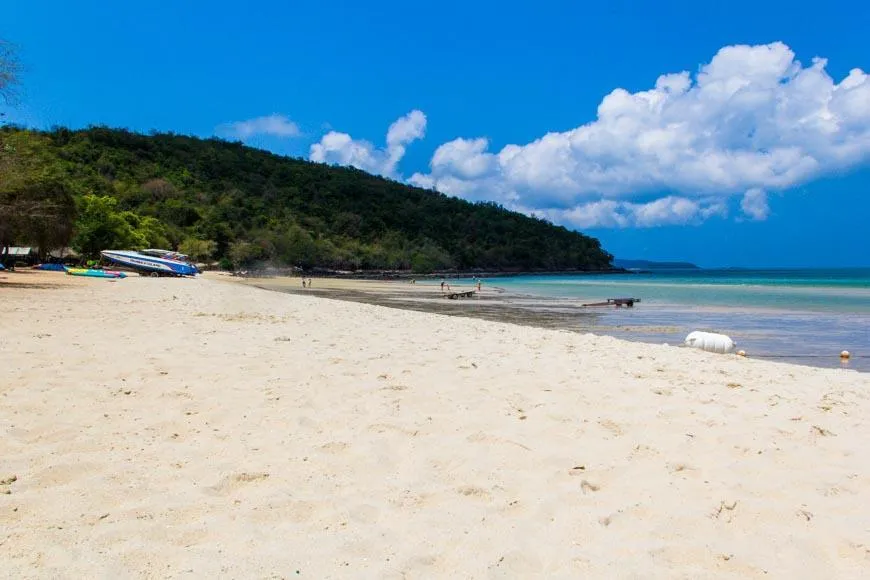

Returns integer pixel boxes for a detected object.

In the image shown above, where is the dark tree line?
[0,125,613,272]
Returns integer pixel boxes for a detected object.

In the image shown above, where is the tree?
[71,195,150,257]
[178,238,217,262]
[0,174,76,262]
[121,211,170,249]
[0,132,76,262]
[228,241,264,269]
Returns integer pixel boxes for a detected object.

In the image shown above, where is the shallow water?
[479,269,870,372]
[256,268,869,372]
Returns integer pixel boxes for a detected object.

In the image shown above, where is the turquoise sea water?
[482,269,870,372]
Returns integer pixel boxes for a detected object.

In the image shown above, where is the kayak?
[65,268,127,279]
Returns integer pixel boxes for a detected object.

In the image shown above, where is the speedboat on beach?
[100,250,198,277]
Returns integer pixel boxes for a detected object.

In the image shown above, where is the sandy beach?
[2,270,869,578]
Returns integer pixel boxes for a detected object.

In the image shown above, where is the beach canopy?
[5,247,34,257]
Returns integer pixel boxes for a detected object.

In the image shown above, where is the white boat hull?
[100,250,198,276]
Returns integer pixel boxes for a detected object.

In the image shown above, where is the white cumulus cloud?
[216,114,301,140]
[531,197,728,229]
[310,110,426,178]
[740,188,770,221]
[406,42,870,227]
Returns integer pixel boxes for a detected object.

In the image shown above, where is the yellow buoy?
[840,350,851,360]
[737,350,746,357]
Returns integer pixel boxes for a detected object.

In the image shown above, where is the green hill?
[0,126,613,272]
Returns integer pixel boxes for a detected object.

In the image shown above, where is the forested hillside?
[0,126,613,272]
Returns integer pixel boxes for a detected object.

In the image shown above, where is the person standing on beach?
[302,278,306,288]
[440,281,445,292]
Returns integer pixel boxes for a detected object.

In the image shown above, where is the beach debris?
[797,509,813,521]
[580,480,600,493]
[840,350,851,360]
[667,463,691,473]
[684,331,736,354]
[712,500,738,520]
[582,297,641,308]
[726,382,742,389]
[811,425,835,437]
[737,350,747,357]
[569,466,586,476]
[234,472,270,483]
[1,474,15,494]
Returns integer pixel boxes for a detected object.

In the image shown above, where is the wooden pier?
[581,297,641,308]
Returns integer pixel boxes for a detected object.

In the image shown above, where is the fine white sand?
[2,271,869,578]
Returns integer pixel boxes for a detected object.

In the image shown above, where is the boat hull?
[100,251,198,276]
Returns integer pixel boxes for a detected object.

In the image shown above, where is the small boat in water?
[100,250,198,277]
[66,268,127,279]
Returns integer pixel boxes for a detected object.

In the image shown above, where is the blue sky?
[5,0,870,267]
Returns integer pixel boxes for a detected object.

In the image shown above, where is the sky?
[4,0,870,268]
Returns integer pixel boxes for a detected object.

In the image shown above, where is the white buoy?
[684,331,736,354]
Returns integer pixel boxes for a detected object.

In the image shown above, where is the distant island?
[613,259,700,270]
[0,126,614,274]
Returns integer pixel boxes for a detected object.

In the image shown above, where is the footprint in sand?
[368,423,419,437]
[457,485,492,501]
[31,462,100,488]
[319,441,350,453]
[207,472,270,495]
[598,419,624,437]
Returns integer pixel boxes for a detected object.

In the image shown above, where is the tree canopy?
[0,126,613,272]
[0,131,76,260]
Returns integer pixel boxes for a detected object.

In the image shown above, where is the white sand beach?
[2,271,869,578]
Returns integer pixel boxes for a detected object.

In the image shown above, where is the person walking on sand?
[302,278,306,288]
[440,281,445,292]
[477,280,482,292]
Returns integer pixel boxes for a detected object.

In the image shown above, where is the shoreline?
[3,271,870,576]
[226,267,631,281]
[219,273,867,373]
